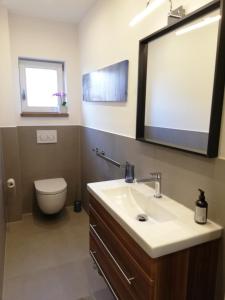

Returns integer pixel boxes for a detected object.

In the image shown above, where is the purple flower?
[53,92,67,97]
[53,91,67,106]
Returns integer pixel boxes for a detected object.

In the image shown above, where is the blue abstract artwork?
[82,60,129,102]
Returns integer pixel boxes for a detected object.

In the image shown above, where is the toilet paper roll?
[7,178,15,189]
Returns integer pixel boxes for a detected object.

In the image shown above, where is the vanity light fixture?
[176,14,221,36]
[129,0,166,27]
[168,0,185,25]
[129,0,185,27]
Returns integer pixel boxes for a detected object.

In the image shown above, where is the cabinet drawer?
[89,195,157,280]
[90,232,135,300]
[89,203,154,299]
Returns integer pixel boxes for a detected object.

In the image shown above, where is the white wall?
[8,14,81,126]
[0,6,16,127]
[78,0,225,158]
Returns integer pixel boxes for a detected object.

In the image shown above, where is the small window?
[19,58,66,114]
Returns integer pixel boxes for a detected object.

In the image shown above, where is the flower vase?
[61,105,68,114]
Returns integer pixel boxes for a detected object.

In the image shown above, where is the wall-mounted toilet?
[34,178,67,214]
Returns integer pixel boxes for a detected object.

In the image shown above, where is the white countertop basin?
[102,185,175,224]
[87,179,223,258]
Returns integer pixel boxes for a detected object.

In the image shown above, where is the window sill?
[21,112,69,117]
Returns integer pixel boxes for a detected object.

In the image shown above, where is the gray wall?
[2,128,22,221]
[2,125,224,298]
[2,126,80,221]
[80,126,225,300]
[0,129,6,299]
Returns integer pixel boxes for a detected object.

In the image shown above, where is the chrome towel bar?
[93,148,121,168]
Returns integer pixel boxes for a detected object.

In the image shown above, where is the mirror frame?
[136,0,225,158]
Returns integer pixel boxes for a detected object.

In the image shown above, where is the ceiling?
[0,0,96,23]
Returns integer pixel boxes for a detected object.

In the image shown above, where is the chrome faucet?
[136,172,162,198]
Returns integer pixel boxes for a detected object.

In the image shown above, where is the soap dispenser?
[194,189,208,224]
[124,162,135,183]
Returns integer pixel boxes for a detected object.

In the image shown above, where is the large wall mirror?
[136,0,225,157]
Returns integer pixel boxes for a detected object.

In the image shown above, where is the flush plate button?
[36,130,57,144]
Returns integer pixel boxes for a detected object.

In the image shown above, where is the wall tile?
[18,126,80,214]
[2,126,80,220]
[2,127,22,222]
[0,129,6,297]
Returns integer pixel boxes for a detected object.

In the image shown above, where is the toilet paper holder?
[7,178,15,189]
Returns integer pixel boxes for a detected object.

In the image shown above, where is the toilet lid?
[34,178,67,195]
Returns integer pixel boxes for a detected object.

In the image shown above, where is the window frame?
[19,58,65,113]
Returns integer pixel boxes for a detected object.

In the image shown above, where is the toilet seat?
[34,178,67,195]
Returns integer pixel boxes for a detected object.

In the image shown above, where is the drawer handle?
[90,250,119,300]
[90,224,135,285]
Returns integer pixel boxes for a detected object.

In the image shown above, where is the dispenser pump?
[194,189,208,224]
[198,189,205,201]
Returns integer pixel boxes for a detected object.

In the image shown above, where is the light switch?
[37,130,57,144]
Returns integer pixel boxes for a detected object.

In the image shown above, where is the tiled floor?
[3,207,114,300]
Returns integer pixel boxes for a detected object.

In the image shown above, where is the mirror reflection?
[144,9,220,154]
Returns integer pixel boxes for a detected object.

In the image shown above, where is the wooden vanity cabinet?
[89,193,219,300]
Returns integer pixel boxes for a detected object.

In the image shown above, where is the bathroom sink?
[102,186,174,224]
[87,179,222,258]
